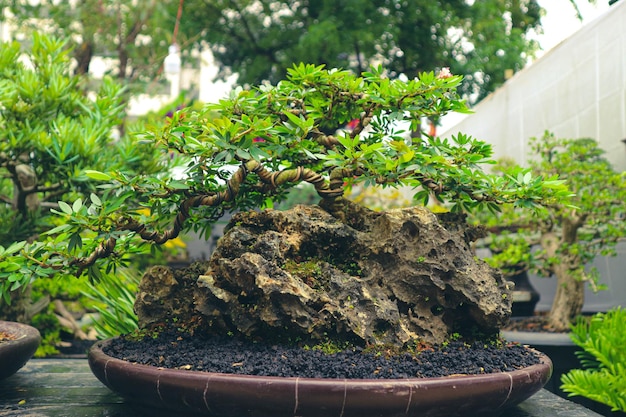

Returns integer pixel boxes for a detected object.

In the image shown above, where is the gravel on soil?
[102,329,543,379]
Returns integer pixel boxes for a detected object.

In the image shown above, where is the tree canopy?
[1,1,595,104]
[0,0,179,90]
[179,0,543,103]
[0,0,541,100]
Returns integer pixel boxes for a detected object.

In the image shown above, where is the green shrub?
[84,269,139,339]
[0,32,174,353]
[561,308,626,412]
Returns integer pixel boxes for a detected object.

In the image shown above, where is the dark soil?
[103,329,543,379]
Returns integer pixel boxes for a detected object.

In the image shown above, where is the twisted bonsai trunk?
[545,213,586,332]
[548,263,585,332]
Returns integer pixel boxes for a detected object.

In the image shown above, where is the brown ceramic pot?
[88,338,552,417]
[0,320,41,380]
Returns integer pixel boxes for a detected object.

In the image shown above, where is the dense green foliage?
[0,34,167,244]
[0,33,176,352]
[477,132,626,331]
[0,63,572,295]
[561,308,626,412]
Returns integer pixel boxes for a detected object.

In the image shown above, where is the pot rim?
[0,320,41,344]
[501,329,574,346]
[89,337,553,384]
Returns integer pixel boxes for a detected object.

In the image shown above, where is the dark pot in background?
[508,271,540,317]
[0,321,41,380]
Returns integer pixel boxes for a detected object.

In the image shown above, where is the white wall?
[198,48,238,104]
[440,0,626,172]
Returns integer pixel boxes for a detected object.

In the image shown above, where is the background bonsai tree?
[0,63,572,347]
[476,132,626,332]
[0,33,174,350]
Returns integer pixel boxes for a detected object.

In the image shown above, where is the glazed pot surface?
[88,338,552,417]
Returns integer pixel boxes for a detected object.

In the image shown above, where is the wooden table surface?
[0,358,604,417]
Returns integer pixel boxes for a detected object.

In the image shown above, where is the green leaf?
[72,198,83,213]
[58,201,73,215]
[68,233,83,252]
[85,170,112,181]
[283,110,304,128]
[10,280,22,292]
[4,241,26,255]
[169,181,189,190]
[43,224,72,236]
[90,193,102,206]
[235,148,250,160]
[88,264,103,283]
[3,262,21,273]
[249,146,270,161]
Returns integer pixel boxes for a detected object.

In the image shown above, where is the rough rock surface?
[135,200,512,346]
[134,264,203,328]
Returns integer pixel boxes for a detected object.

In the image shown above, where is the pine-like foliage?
[561,308,626,412]
[84,270,139,339]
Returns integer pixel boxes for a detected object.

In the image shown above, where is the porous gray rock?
[134,264,200,328]
[185,200,512,346]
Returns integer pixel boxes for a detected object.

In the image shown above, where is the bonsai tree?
[0,63,572,348]
[477,132,626,332]
[0,33,173,344]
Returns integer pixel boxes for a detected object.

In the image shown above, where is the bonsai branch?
[311,129,340,149]
[72,159,346,274]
